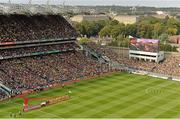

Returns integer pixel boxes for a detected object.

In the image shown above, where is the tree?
[138,23,153,38]
[153,23,163,38]
[110,24,125,38]
[108,35,129,48]
[125,24,137,37]
[160,43,177,52]
[99,25,112,37]
[167,27,178,36]
[106,20,119,26]
[75,22,86,36]
[78,37,92,44]
[158,33,169,44]
[75,20,106,37]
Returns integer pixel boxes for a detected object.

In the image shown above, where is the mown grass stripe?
[0,72,180,118]
[54,77,166,117]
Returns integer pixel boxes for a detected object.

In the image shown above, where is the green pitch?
[0,72,180,118]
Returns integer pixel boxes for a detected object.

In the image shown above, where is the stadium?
[0,2,180,118]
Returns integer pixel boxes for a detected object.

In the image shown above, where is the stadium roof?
[0,3,64,15]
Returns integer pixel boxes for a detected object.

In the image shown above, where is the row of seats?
[0,43,77,58]
[0,51,112,99]
[0,14,81,100]
[86,42,180,77]
[0,15,77,43]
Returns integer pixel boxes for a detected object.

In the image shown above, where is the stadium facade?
[0,3,179,105]
[0,3,114,102]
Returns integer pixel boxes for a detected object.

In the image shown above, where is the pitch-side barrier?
[129,69,180,82]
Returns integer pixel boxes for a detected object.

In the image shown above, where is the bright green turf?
[0,72,180,118]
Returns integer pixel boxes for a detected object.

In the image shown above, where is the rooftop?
[0,3,64,15]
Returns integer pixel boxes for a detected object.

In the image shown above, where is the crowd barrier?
[130,69,180,82]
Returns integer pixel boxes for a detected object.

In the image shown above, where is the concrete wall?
[113,15,138,24]
[70,15,109,23]
[107,46,129,58]
[70,15,84,23]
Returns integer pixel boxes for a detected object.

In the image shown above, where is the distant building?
[113,15,139,25]
[70,15,110,23]
[151,11,172,19]
[169,35,180,45]
[156,11,164,15]
[152,14,170,19]
[175,14,180,19]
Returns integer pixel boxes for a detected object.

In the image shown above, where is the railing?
[0,82,12,95]
[124,67,180,81]
[0,37,76,47]
[82,44,109,63]
[0,49,75,60]
[109,60,180,81]
[0,40,75,50]
[147,72,180,81]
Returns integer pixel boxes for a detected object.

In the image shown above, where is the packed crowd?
[86,42,180,77]
[0,14,77,43]
[0,50,111,99]
[152,55,180,76]
[0,43,77,58]
[1,13,179,101]
[0,14,93,100]
[0,90,7,100]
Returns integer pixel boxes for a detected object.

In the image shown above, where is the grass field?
[0,72,180,118]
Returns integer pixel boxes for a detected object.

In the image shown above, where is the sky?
[1,0,180,8]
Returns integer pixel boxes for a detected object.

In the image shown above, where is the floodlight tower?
[8,0,11,4]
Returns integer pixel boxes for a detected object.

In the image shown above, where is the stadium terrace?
[0,3,180,117]
[0,12,114,103]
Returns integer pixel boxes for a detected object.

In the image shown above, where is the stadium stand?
[0,90,7,100]
[0,13,112,100]
[0,51,110,96]
[0,43,76,57]
[0,15,77,43]
[152,55,180,77]
[86,42,180,77]
[0,13,179,101]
